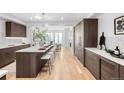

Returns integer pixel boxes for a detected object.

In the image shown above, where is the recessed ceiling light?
[61,17,64,20]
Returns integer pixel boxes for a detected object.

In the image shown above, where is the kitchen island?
[16,45,53,78]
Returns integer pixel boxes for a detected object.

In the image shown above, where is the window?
[46,32,63,44]
[58,33,62,44]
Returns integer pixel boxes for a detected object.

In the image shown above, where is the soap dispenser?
[114,46,120,56]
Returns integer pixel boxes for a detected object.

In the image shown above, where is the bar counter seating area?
[16,44,58,78]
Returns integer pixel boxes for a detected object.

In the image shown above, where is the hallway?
[3,47,95,80]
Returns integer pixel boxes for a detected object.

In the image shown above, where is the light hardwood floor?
[1,47,95,80]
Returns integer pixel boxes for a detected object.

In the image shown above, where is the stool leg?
[48,60,51,75]
[54,51,56,59]
[50,55,54,70]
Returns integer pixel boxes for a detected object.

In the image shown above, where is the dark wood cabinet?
[6,22,26,37]
[74,23,84,63]
[0,75,6,80]
[16,45,53,78]
[0,44,30,68]
[0,52,5,67]
[74,19,98,65]
[119,65,124,80]
[100,57,119,80]
[16,53,43,78]
[85,49,124,80]
[4,47,15,65]
[85,50,100,79]
[0,50,15,68]
[84,19,98,47]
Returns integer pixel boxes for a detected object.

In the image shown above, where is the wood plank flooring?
[1,47,95,80]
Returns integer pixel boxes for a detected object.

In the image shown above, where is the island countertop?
[0,43,30,50]
[85,48,124,66]
[16,45,53,53]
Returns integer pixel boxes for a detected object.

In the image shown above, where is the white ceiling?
[6,13,94,26]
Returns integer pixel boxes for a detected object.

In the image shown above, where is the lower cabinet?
[85,49,123,80]
[4,48,15,65]
[119,65,124,80]
[100,57,119,80]
[0,50,15,68]
[0,52,5,67]
[85,50,100,79]
[0,44,30,68]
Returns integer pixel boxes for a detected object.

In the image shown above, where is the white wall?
[0,20,5,38]
[0,20,5,45]
[64,27,74,53]
[97,13,124,52]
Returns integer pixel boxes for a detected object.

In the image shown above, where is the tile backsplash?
[0,37,27,46]
[97,13,124,53]
[105,36,124,52]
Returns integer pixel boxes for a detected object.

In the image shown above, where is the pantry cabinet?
[74,19,98,65]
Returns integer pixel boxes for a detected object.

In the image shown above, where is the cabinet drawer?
[0,53,5,68]
[119,65,124,80]
[100,57,119,80]
[5,51,15,64]
[85,50,100,79]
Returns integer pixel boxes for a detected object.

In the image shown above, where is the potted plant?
[33,27,49,47]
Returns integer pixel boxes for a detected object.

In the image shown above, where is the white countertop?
[16,45,53,53]
[0,70,8,78]
[0,43,30,49]
[85,48,124,66]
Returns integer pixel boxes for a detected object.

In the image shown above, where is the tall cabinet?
[74,19,98,65]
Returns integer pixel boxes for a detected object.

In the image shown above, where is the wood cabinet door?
[119,65,124,80]
[0,52,5,68]
[85,50,100,79]
[74,22,84,64]
[74,25,80,60]
[6,22,26,37]
[79,22,84,64]
[100,57,119,80]
[4,48,15,65]
[84,19,98,47]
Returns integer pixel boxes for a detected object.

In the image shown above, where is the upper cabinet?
[6,22,27,37]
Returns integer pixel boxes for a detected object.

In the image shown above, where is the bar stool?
[47,51,54,69]
[50,47,56,59]
[41,54,52,75]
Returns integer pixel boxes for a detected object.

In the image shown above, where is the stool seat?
[47,51,54,55]
[41,55,51,60]
[50,48,56,52]
[41,54,52,75]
